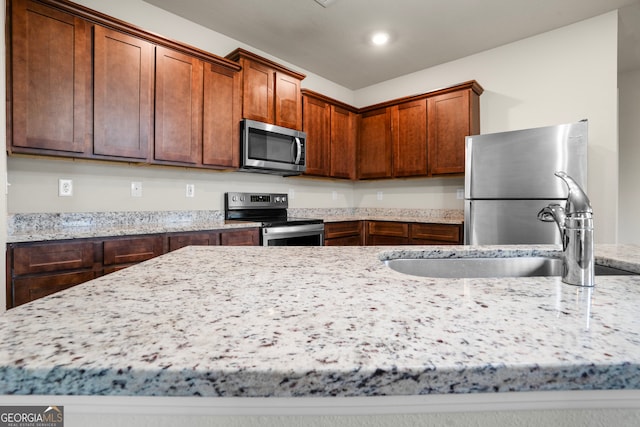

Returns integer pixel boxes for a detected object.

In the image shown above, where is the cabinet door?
[241,59,274,124]
[303,95,331,177]
[324,221,362,246]
[93,25,153,160]
[155,46,203,164]
[324,221,362,240]
[427,89,478,175]
[331,106,358,179]
[203,62,241,167]
[13,271,96,308]
[220,228,259,246]
[392,99,427,177]
[358,108,392,179]
[275,71,302,130]
[10,0,90,154]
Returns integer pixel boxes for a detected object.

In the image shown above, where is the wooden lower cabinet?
[324,221,362,246]
[8,240,99,307]
[13,271,96,307]
[168,231,220,251]
[366,221,409,245]
[6,227,260,309]
[410,223,462,245]
[365,221,463,246]
[220,228,260,246]
[326,220,463,247]
[102,235,164,274]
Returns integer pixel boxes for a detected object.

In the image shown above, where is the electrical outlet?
[186,184,195,198]
[131,181,142,197]
[289,188,295,200]
[332,191,338,201]
[58,179,73,197]
[457,188,465,200]
[377,191,383,201]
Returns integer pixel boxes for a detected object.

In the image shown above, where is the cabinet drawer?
[410,223,462,244]
[103,235,164,266]
[13,271,96,307]
[324,221,361,239]
[367,221,408,237]
[168,232,220,251]
[13,241,95,275]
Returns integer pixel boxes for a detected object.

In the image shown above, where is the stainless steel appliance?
[225,192,324,246]
[240,119,307,176]
[464,120,588,245]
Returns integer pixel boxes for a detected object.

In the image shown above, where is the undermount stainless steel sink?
[384,257,637,279]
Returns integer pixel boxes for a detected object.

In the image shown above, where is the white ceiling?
[143,0,640,89]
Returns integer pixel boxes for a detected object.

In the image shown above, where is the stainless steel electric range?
[224,192,324,246]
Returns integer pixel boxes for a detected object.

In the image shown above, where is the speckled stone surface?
[1,244,639,397]
[289,208,464,224]
[6,211,257,242]
[6,208,463,242]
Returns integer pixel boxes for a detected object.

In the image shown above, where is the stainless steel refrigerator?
[464,120,588,245]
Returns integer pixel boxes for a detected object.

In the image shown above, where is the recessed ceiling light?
[371,32,390,46]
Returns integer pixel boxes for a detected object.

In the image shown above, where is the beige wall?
[3,1,622,244]
[618,68,640,244]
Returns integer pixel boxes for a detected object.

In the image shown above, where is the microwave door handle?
[293,137,302,165]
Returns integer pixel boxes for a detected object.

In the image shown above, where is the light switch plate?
[131,181,142,197]
[186,184,195,198]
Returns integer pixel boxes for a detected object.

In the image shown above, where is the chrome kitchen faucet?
[537,171,594,287]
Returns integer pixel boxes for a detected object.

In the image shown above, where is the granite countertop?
[1,244,639,397]
[5,211,260,243]
[6,208,464,243]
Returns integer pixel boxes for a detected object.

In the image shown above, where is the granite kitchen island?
[1,245,640,423]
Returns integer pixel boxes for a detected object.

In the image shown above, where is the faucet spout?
[555,171,592,215]
[538,171,594,287]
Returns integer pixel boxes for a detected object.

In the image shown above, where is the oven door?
[262,223,324,246]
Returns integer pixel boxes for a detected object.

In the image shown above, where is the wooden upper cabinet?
[93,25,154,160]
[202,62,241,167]
[154,46,203,164]
[392,99,427,177]
[10,0,91,154]
[226,48,305,130]
[275,71,303,130]
[330,105,357,179]
[241,59,274,124]
[303,95,331,177]
[427,85,481,175]
[358,108,392,179]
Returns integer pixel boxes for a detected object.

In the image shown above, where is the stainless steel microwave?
[240,119,307,176]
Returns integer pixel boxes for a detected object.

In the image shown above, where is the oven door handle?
[263,223,325,236]
[293,137,302,165]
